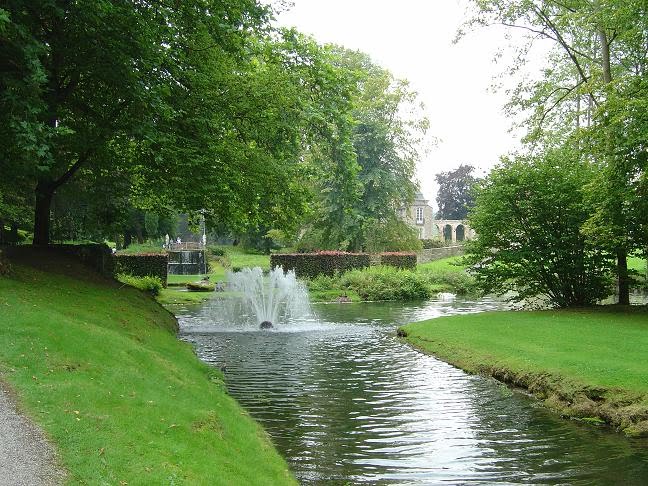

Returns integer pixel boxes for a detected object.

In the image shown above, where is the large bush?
[338,266,430,301]
[465,148,612,307]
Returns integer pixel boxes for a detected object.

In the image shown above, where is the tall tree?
[435,164,478,220]
[465,0,648,303]
[0,2,363,246]
[306,47,428,251]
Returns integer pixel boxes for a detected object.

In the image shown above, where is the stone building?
[401,192,437,239]
[401,192,475,242]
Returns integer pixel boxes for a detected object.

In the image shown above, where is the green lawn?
[417,256,466,273]
[401,308,648,435]
[628,256,648,276]
[0,252,295,484]
[226,247,271,270]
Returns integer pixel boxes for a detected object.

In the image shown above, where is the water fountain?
[227,266,312,329]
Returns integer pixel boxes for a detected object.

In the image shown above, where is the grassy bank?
[400,308,648,437]
[0,250,295,484]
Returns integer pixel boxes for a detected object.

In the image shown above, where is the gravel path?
[0,381,65,485]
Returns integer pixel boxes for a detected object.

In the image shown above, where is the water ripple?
[178,298,648,484]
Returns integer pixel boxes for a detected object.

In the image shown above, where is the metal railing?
[167,242,205,251]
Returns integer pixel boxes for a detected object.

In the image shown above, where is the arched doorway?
[443,224,452,242]
[456,225,465,242]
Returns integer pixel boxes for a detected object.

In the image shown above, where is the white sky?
[274,0,528,207]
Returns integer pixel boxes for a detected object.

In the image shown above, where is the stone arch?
[456,224,465,242]
[443,224,453,242]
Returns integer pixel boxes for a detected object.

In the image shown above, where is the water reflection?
[179,298,648,484]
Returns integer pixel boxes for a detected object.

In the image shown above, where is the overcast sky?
[274,0,529,206]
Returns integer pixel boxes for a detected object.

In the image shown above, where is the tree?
[465,146,612,307]
[464,0,648,304]
[304,47,428,251]
[435,165,478,219]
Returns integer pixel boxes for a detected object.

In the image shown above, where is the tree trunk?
[9,223,18,244]
[33,181,55,245]
[124,232,132,248]
[597,27,631,305]
[0,218,4,245]
[617,248,630,305]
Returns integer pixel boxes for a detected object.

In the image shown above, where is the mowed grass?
[0,255,295,485]
[402,309,648,394]
[226,247,270,270]
[417,256,466,273]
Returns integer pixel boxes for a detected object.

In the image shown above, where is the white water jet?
[227,267,312,329]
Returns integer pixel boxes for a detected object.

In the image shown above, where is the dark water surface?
[178,298,648,484]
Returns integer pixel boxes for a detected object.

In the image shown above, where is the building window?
[415,207,424,224]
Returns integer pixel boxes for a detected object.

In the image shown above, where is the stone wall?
[50,244,115,277]
[417,245,464,264]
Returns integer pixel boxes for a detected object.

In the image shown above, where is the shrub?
[207,245,227,257]
[421,238,445,249]
[271,251,371,278]
[116,273,163,296]
[380,252,417,269]
[419,269,479,295]
[307,274,338,292]
[339,266,430,301]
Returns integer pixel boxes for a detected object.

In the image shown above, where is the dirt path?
[0,381,65,485]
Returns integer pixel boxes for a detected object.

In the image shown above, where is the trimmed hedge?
[379,252,417,270]
[114,253,168,287]
[271,251,370,278]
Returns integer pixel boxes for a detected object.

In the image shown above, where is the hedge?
[114,253,168,287]
[271,251,371,278]
[379,252,417,270]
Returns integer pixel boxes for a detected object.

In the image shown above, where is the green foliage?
[362,218,422,253]
[116,273,163,296]
[465,146,612,307]
[306,47,428,252]
[421,238,445,249]
[114,253,168,287]
[435,164,478,219]
[464,0,648,304]
[307,258,477,301]
[379,252,417,270]
[420,269,479,295]
[271,252,371,278]
[338,266,430,301]
[207,245,227,257]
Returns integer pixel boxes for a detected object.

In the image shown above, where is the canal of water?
[178,297,648,484]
